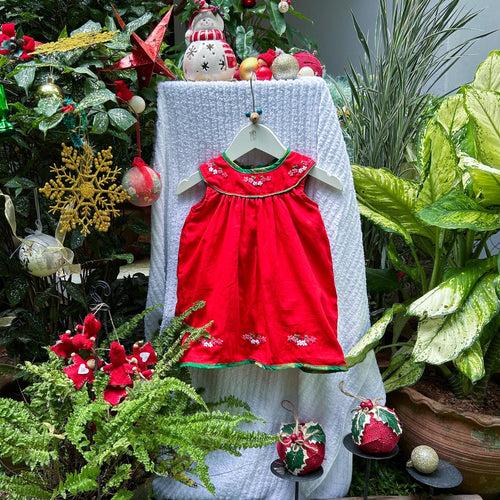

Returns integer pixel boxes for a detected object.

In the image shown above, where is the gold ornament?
[271,53,299,80]
[36,79,63,100]
[34,30,117,55]
[39,143,130,236]
[407,445,439,474]
[239,57,259,80]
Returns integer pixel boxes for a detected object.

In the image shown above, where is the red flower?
[0,24,39,60]
[64,354,95,389]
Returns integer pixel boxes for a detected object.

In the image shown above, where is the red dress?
[176,149,346,372]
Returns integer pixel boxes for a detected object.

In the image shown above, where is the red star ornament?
[104,5,176,87]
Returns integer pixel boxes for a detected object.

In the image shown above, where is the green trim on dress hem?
[221,149,291,173]
[180,359,348,372]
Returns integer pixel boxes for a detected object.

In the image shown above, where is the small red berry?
[242,0,257,8]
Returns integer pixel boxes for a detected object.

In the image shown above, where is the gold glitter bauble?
[271,53,299,80]
[407,445,439,474]
[36,80,63,100]
[239,57,259,80]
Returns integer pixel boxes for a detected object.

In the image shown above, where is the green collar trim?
[180,359,347,372]
[221,149,291,173]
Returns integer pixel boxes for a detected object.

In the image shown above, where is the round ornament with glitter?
[183,1,237,81]
[36,79,63,100]
[271,53,299,80]
[122,157,161,207]
[277,421,326,476]
[351,399,402,454]
[407,445,439,474]
[18,232,73,277]
[278,1,291,14]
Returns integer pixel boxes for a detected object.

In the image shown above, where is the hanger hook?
[245,72,262,124]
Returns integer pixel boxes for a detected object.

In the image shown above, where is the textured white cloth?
[147,78,384,500]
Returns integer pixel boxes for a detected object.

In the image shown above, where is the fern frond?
[0,471,51,499]
[110,306,160,344]
[51,464,99,499]
[104,463,132,493]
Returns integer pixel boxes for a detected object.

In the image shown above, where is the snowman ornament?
[183,1,237,81]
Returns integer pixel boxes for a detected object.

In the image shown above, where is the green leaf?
[77,89,116,110]
[377,407,402,434]
[352,165,434,242]
[383,358,425,393]
[454,341,485,383]
[408,257,496,318]
[472,50,500,92]
[412,273,500,365]
[5,277,29,306]
[62,282,87,306]
[351,411,368,443]
[417,190,500,231]
[461,156,500,206]
[464,88,500,167]
[285,447,305,473]
[13,62,36,93]
[108,108,136,130]
[39,113,64,133]
[436,94,468,136]
[235,26,257,60]
[268,0,287,36]
[366,268,400,293]
[70,21,102,35]
[304,422,326,444]
[92,112,109,134]
[416,120,459,209]
[35,97,62,117]
[126,13,154,34]
[346,304,406,367]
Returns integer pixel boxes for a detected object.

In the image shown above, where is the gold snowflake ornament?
[40,143,130,236]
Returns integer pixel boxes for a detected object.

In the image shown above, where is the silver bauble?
[271,53,299,80]
[406,445,439,474]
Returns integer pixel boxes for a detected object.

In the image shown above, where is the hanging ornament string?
[91,301,118,342]
[338,381,383,410]
[33,187,43,233]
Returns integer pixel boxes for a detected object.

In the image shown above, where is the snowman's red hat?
[189,0,220,26]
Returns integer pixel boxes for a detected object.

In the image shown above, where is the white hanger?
[177,77,343,195]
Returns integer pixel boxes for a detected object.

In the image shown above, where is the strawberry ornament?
[276,401,325,475]
[351,399,402,454]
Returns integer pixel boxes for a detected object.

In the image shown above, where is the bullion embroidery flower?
[201,337,224,348]
[243,175,272,187]
[288,333,317,347]
[207,162,228,178]
[242,333,267,345]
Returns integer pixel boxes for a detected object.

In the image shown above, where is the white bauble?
[298,66,315,78]
[18,233,73,277]
[278,1,290,14]
[128,95,146,114]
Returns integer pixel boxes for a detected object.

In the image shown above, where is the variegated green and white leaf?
[453,341,485,383]
[408,257,496,319]
[413,273,500,365]
[358,204,413,245]
[417,191,500,231]
[416,120,460,210]
[383,358,425,393]
[352,165,434,241]
[346,304,406,367]
[472,50,500,92]
[461,155,500,207]
[464,89,500,167]
[436,94,468,136]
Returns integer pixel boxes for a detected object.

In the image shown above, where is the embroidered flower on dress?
[288,333,317,347]
[207,162,228,178]
[243,175,271,187]
[288,160,311,177]
[201,337,224,348]
[242,333,267,345]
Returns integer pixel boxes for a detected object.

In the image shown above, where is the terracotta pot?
[388,386,500,495]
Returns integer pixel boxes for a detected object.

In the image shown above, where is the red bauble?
[255,66,273,80]
[242,0,257,7]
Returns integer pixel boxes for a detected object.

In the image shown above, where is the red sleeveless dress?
[176,150,346,372]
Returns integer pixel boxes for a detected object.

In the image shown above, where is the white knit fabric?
[147,78,384,500]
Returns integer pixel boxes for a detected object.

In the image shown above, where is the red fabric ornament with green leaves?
[351,399,402,454]
[276,401,325,475]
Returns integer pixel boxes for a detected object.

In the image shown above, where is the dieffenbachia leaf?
[453,341,485,383]
[235,26,257,60]
[13,62,36,93]
[77,89,116,110]
[472,50,500,92]
[408,257,496,319]
[352,165,434,242]
[417,190,500,231]
[413,273,500,365]
[383,358,425,393]
[436,94,468,136]
[464,88,500,167]
[108,108,136,130]
[35,96,62,117]
[346,304,406,367]
[460,155,500,207]
[416,120,460,210]
[269,0,287,36]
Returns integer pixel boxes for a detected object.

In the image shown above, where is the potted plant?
[0,303,276,498]
[346,51,500,494]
